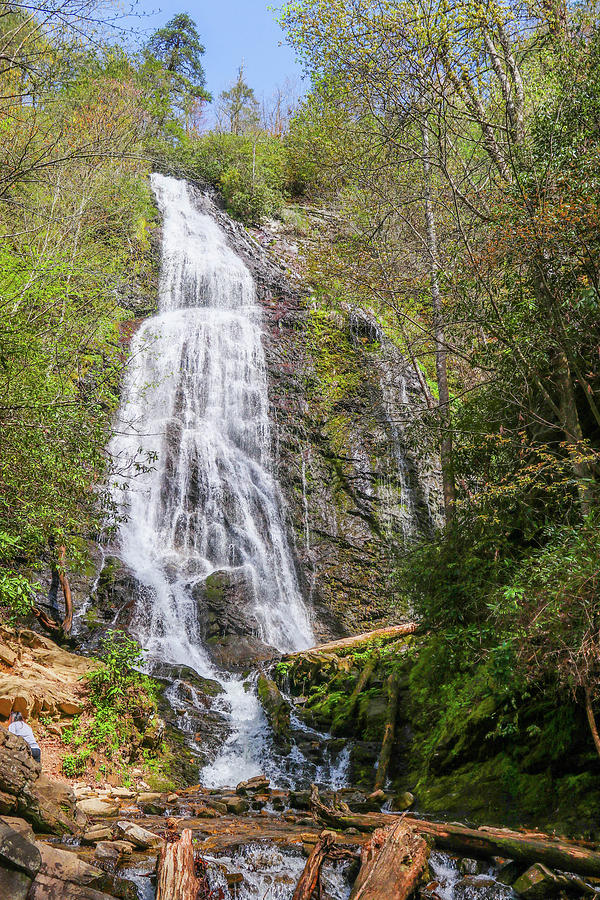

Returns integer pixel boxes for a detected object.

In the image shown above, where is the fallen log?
[298,624,418,657]
[373,670,400,791]
[156,828,199,900]
[349,819,430,900]
[292,830,337,900]
[309,786,600,879]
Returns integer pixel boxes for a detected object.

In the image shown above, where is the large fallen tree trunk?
[349,819,430,900]
[156,828,199,900]
[373,671,400,791]
[292,830,337,900]
[310,787,600,878]
[298,624,418,657]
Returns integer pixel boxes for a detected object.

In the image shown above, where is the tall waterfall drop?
[110,174,314,784]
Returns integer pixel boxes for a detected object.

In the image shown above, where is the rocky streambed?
[2,747,600,900]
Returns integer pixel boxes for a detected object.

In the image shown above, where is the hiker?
[8,711,41,763]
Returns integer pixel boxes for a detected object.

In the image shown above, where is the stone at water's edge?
[0,725,79,834]
[257,675,291,751]
[512,863,571,897]
[115,820,164,849]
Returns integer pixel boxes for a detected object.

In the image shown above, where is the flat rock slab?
[116,820,164,849]
[77,799,119,818]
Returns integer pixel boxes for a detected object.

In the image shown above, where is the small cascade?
[110,174,317,786]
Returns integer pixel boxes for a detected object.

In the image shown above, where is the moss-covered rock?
[257,676,291,751]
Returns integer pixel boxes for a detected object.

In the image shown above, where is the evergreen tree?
[217,64,259,135]
[146,13,210,120]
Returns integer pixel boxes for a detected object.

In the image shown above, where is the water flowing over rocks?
[201,200,443,634]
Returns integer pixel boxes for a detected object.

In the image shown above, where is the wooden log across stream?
[309,786,600,879]
[291,623,418,658]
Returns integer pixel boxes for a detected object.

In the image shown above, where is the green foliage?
[61,630,162,780]
[86,629,145,705]
[217,64,259,136]
[168,131,287,223]
[0,533,35,619]
[62,751,90,778]
[145,13,210,121]
[0,29,160,592]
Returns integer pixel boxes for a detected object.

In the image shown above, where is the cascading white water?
[110,174,314,785]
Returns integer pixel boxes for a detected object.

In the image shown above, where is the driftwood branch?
[32,545,73,636]
[292,830,337,900]
[57,545,73,634]
[349,819,430,900]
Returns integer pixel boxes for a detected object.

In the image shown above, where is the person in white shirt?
[8,712,41,763]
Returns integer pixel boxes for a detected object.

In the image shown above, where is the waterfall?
[110,174,314,785]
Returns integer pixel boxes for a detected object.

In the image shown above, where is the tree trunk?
[57,546,73,634]
[332,653,379,736]
[309,788,600,878]
[556,350,594,515]
[423,123,455,523]
[584,686,600,760]
[349,820,430,900]
[292,830,337,900]
[373,672,400,791]
[156,829,199,900]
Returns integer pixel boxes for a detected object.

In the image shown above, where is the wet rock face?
[194,569,258,639]
[192,193,442,636]
[192,569,279,668]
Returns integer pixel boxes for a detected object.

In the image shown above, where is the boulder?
[30,840,138,899]
[207,634,278,669]
[194,568,259,639]
[115,820,163,849]
[110,788,135,800]
[0,641,16,667]
[0,867,33,900]
[76,798,119,818]
[257,676,291,749]
[82,825,113,845]
[136,792,161,804]
[391,791,415,811]
[151,662,224,697]
[513,863,568,897]
[289,790,311,811]
[236,775,269,795]
[458,857,490,875]
[0,628,91,720]
[0,816,35,841]
[0,726,79,833]
[224,796,249,815]
[94,840,133,865]
[0,819,41,877]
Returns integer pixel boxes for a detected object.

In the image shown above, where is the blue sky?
[127,1,304,115]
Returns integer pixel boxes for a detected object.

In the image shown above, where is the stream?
[108,175,518,899]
